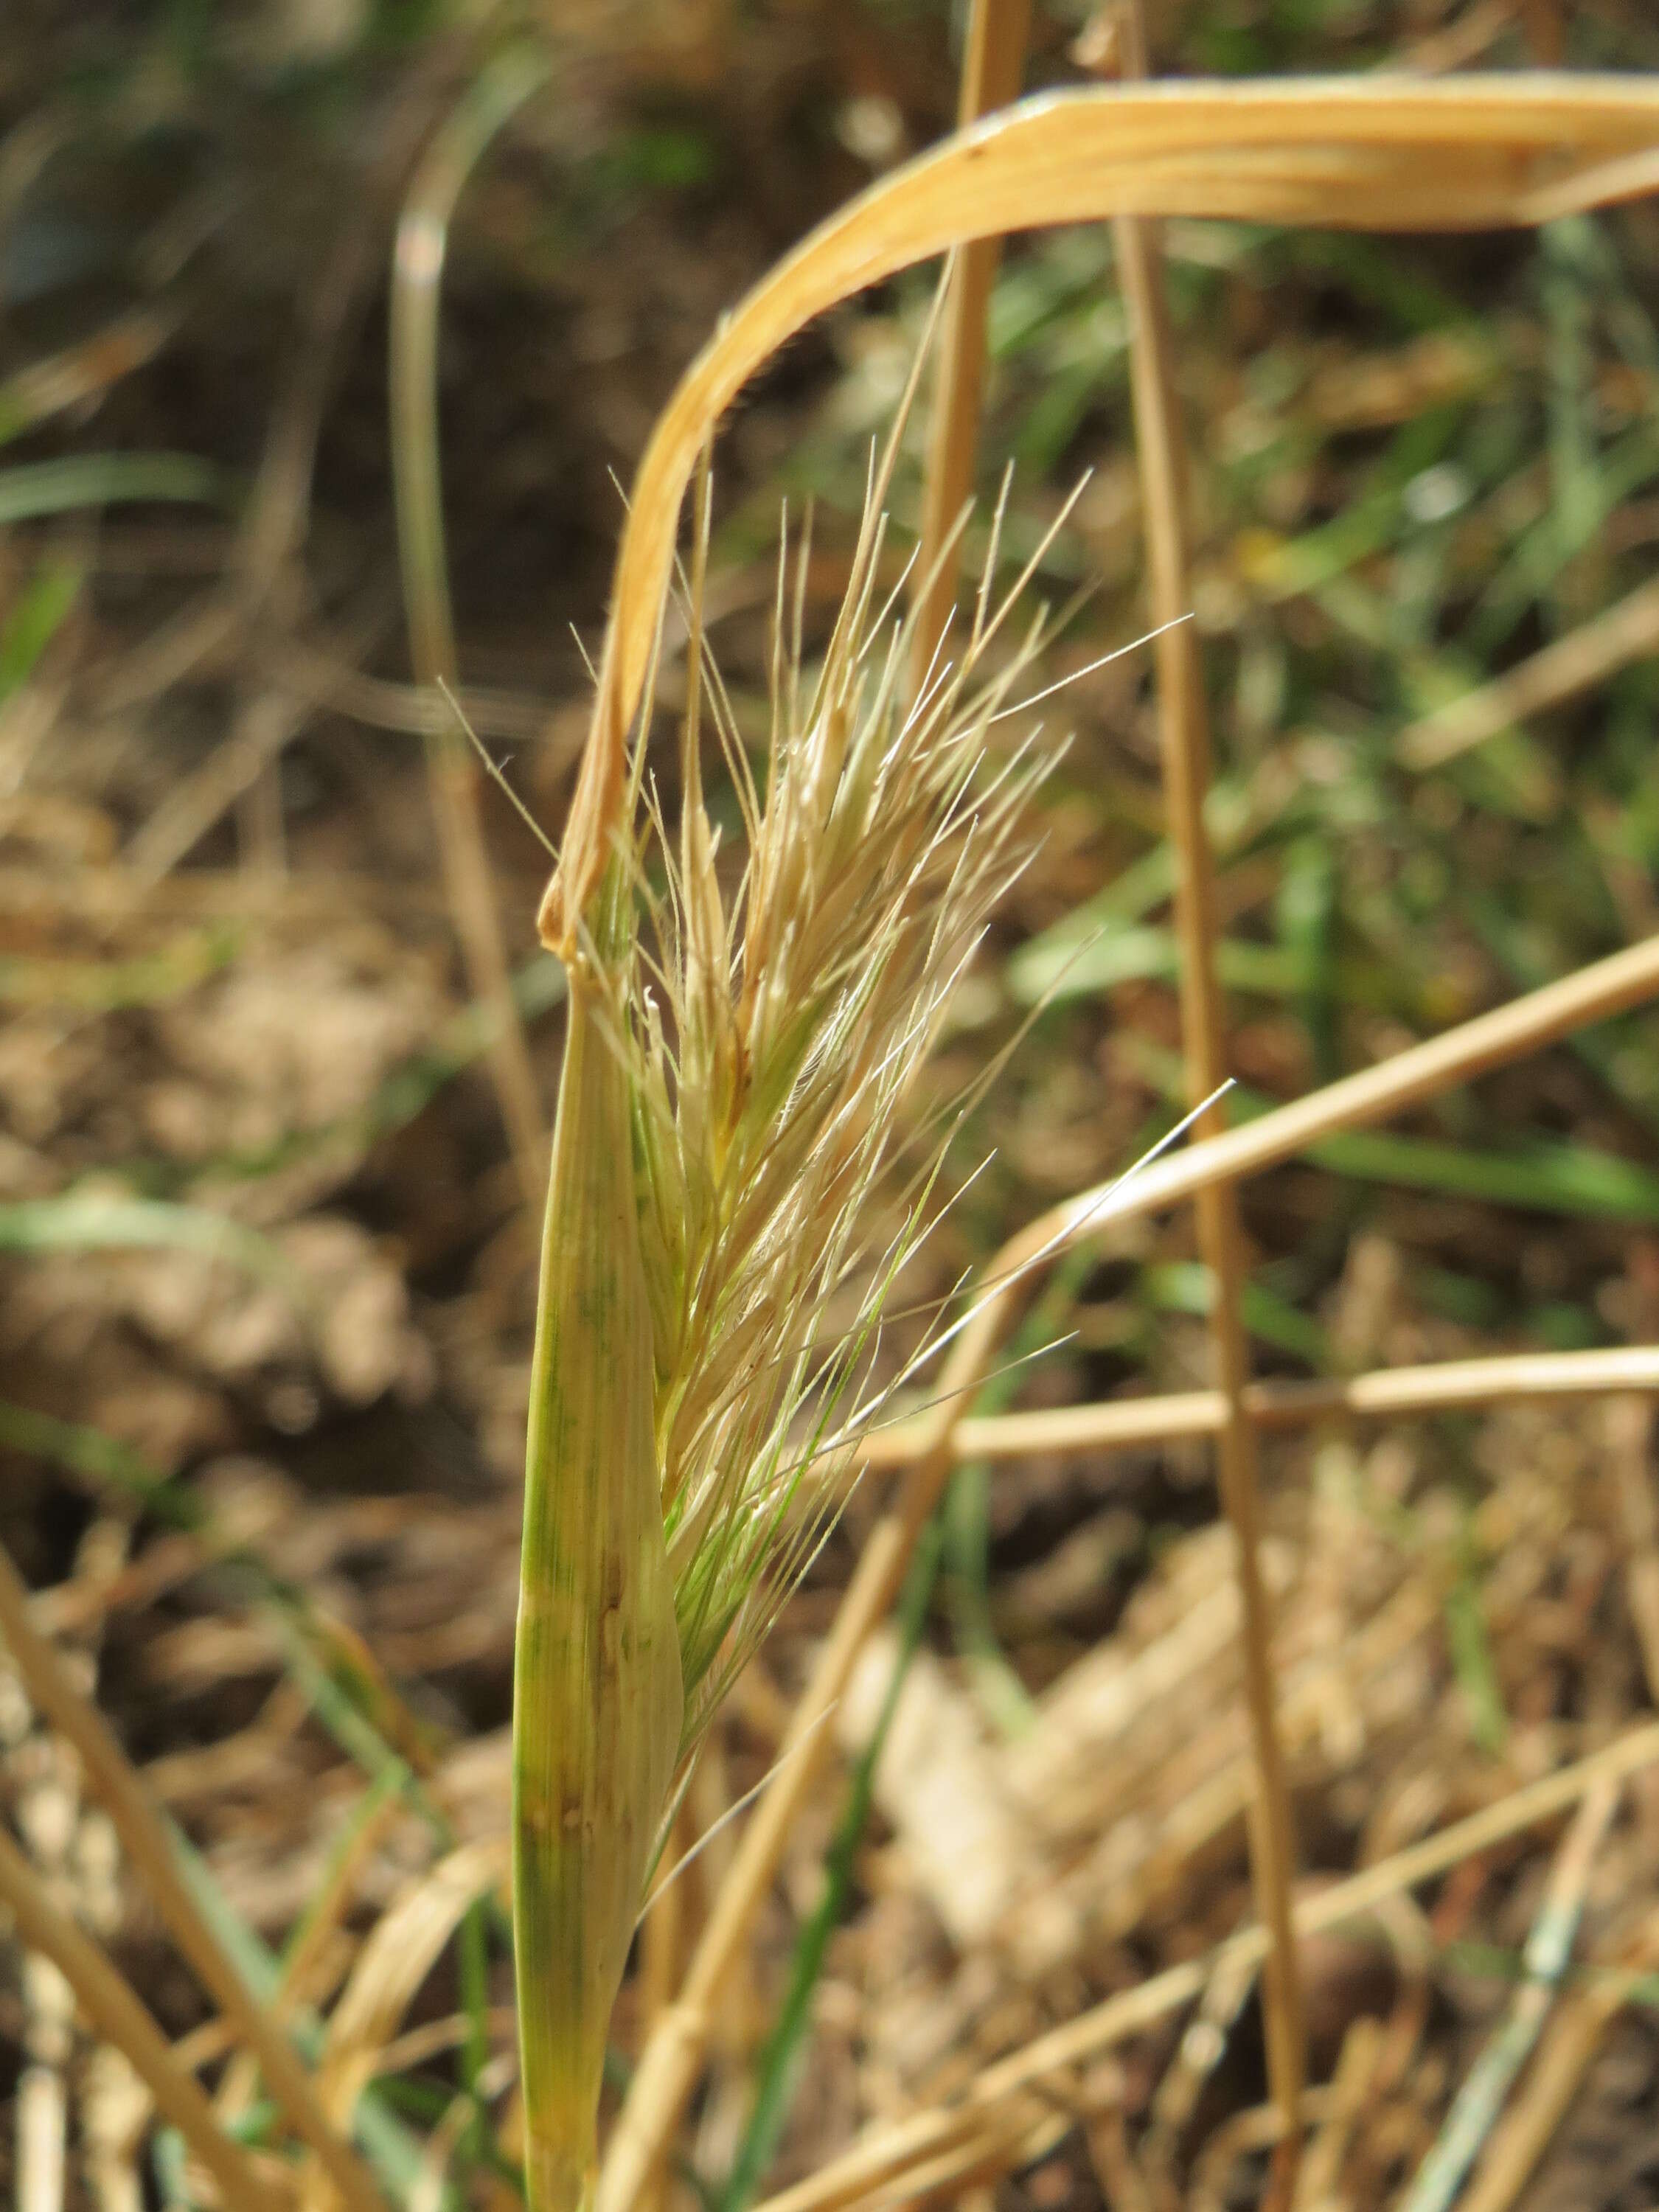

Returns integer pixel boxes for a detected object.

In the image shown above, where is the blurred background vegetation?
[9,3,1659,2209]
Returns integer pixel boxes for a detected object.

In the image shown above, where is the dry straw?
[748,1720,1659,2212]
[0,1540,389,2212]
[1106,0,1304,2137]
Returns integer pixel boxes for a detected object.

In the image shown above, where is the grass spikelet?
[513,386,1064,2212]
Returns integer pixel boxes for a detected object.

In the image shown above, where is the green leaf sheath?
[514,973,684,2212]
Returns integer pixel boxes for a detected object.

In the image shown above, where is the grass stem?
[1112,1,1305,2160]
[910,0,1032,686]
[392,46,552,1214]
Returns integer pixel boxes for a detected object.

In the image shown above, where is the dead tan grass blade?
[859,1344,1659,1466]
[310,1839,508,2168]
[540,72,1659,948]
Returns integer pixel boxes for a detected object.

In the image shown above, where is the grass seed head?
[515,411,1062,2211]
[616,473,1059,1747]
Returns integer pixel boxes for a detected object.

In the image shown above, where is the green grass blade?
[1129,1041,1659,1226]
[0,559,80,698]
[0,452,229,524]
[0,1400,172,1506]
[0,1191,299,1282]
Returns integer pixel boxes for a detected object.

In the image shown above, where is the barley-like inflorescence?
[513,420,1065,2211]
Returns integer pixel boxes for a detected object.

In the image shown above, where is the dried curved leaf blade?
[543,72,1659,940]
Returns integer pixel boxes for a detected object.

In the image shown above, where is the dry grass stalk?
[1293,2017,1386,2211]
[860,1343,1659,1466]
[909,0,1032,684]
[1399,1779,1619,2212]
[13,1514,134,2212]
[1040,929,1659,1245]
[1455,1909,1659,2212]
[1400,568,1659,770]
[391,46,552,1214]
[633,1803,689,2212]
[1110,1,1304,2153]
[0,1541,389,2212]
[310,1838,508,2164]
[214,1777,403,2141]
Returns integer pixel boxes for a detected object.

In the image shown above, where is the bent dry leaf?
[540,74,1659,945]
